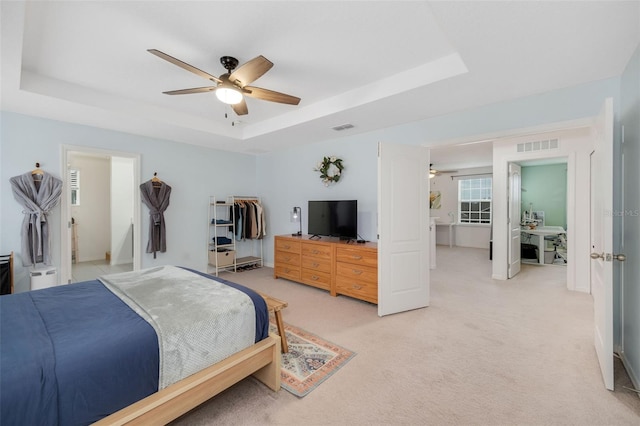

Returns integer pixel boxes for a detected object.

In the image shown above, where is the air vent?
[517,138,559,153]
[332,123,354,131]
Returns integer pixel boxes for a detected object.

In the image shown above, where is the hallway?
[71,260,132,283]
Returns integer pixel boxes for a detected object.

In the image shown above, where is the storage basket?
[209,249,235,267]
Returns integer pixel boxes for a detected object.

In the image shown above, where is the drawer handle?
[312,262,319,267]
[311,275,319,281]
[351,255,363,260]
[352,269,363,275]
[312,249,320,254]
[284,256,291,262]
[352,284,362,290]
[284,268,290,273]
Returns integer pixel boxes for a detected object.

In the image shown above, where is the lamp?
[215,87,243,105]
[290,206,302,236]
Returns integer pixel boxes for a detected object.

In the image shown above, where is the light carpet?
[270,321,356,397]
[172,248,640,425]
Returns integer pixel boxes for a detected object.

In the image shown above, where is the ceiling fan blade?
[231,98,248,116]
[228,56,273,87]
[163,86,217,95]
[148,49,221,83]
[244,86,301,105]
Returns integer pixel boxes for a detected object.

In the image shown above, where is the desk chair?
[550,234,567,264]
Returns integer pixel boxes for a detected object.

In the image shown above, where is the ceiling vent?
[517,138,559,153]
[332,123,354,131]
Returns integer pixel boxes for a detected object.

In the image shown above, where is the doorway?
[512,157,569,274]
[60,146,141,284]
[492,126,593,292]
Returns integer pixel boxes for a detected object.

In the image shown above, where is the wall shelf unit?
[208,196,264,276]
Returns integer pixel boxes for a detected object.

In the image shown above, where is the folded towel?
[214,236,232,245]
[211,219,233,225]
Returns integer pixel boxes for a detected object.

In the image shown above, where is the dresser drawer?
[336,262,377,284]
[301,243,332,260]
[275,238,300,254]
[336,246,377,267]
[301,256,331,273]
[275,251,300,267]
[275,264,301,281]
[335,276,377,303]
[301,269,331,290]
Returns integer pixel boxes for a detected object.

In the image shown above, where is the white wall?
[69,154,110,262]
[0,112,258,293]
[0,76,624,292]
[492,126,593,291]
[111,156,134,265]
[430,166,493,249]
[256,78,620,268]
[256,135,378,266]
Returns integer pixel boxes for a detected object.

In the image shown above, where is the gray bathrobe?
[10,171,63,266]
[140,180,172,258]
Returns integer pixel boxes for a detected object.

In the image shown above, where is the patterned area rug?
[269,321,356,397]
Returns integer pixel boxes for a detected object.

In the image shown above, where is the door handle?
[590,252,626,261]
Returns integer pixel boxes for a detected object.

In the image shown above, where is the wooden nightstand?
[258,292,289,353]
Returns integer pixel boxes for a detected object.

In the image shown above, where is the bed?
[0,265,281,425]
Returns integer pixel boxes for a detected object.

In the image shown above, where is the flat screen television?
[307,200,357,240]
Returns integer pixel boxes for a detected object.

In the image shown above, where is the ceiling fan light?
[216,87,243,105]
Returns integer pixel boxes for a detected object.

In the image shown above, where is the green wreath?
[314,156,344,186]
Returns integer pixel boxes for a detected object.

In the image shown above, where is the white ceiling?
[2,1,638,154]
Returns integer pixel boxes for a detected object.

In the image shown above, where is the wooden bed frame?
[95,334,281,425]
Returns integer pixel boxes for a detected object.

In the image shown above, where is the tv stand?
[274,234,378,304]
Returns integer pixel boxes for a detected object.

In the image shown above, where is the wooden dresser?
[274,235,378,304]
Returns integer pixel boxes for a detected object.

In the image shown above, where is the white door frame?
[494,149,577,286]
[59,145,141,284]
[507,162,522,278]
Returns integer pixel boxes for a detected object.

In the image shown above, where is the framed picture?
[430,191,441,209]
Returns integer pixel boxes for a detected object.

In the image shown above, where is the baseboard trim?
[620,350,640,398]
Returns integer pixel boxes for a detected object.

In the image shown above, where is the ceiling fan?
[148,49,301,116]
[429,164,458,178]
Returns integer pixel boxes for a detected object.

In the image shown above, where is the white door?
[508,163,522,278]
[590,98,614,390]
[378,142,430,316]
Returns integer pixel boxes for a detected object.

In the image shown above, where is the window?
[458,177,492,224]
[69,169,80,206]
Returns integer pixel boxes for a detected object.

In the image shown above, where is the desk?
[435,222,456,248]
[521,226,566,265]
[430,218,438,269]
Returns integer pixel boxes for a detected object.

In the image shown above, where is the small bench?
[258,292,289,353]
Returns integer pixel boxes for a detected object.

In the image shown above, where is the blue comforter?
[0,272,268,425]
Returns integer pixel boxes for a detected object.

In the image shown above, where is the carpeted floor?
[171,245,640,425]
